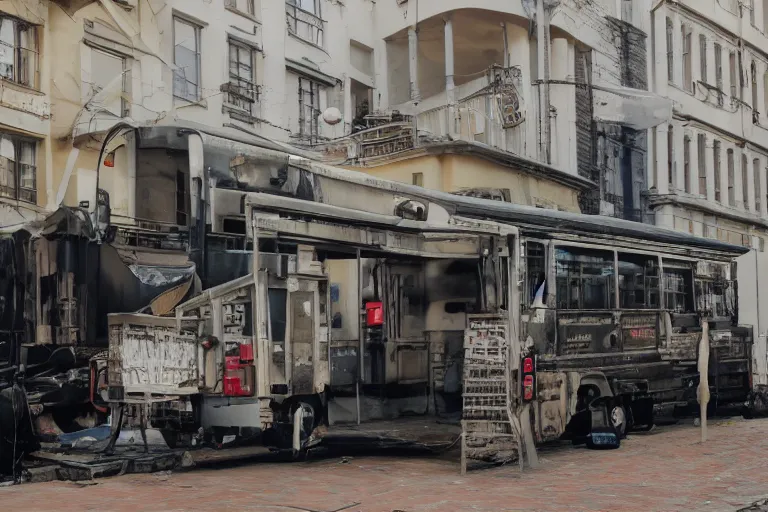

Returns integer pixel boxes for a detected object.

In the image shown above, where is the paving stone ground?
[2,417,767,512]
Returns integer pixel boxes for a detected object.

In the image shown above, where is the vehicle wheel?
[610,404,628,437]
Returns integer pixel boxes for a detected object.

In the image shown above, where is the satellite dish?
[322,107,342,125]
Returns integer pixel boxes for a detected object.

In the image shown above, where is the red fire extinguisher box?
[365,302,384,326]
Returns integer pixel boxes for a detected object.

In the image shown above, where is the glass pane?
[91,49,124,115]
[299,0,316,14]
[556,246,615,310]
[174,19,198,98]
[0,18,15,81]
[618,253,659,309]
[0,135,15,197]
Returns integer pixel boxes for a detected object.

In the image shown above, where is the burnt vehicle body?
[516,231,751,441]
[0,122,757,473]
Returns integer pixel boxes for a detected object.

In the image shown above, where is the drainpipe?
[536,0,551,164]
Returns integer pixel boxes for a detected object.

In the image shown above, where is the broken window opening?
[555,246,615,310]
[618,253,660,309]
[89,46,127,117]
[0,15,39,89]
[523,241,547,308]
[298,77,321,141]
[173,16,202,102]
[695,272,734,319]
[662,259,694,313]
[0,131,37,204]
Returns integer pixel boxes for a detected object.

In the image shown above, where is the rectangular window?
[699,35,708,84]
[752,61,760,123]
[175,169,188,226]
[524,241,548,308]
[730,52,738,97]
[89,47,126,117]
[226,0,256,15]
[666,18,674,82]
[751,0,756,25]
[226,39,258,117]
[618,253,660,309]
[667,125,674,186]
[662,260,694,313]
[412,172,423,187]
[683,26,692,92]
[286,0,324,47]
[764,0,768,32]
[714,43,723,100]
[743,154,749,206]
[698,133,707,195]
[727,148,735,206]
[0,132,37,204]
[0,16,39,89]
[555,246,615,310]
[298,77,321,141]
[684,136,691,193]
[755,158,762,212]
[173,16,201,102]
[714,140,722,202]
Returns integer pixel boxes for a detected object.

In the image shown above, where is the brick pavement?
[2,417,768,512]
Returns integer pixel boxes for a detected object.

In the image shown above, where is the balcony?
[414,66,528,157]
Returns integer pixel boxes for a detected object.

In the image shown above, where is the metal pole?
[356,248,363,425]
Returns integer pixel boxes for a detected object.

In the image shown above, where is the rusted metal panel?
[290,291,315,395]
[535,371,568,443]
[107,314,199,399]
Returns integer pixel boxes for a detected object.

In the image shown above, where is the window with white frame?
[0,15,39,89]
[752,60,759,123]
[699,35,708,84]
[0,131,37,204]
[684,135,691,193]
[298,76,321,141]
[173,16,201,102]
[755,158,762,212]
[698,133,707,195]
[742,154,749,207]
[727,148,735,206]
[88,47,127,117]
[714,140,722,202]
[226,38,258,118]
[226,0,256,15]
[714,43,723,93]
[286,0,324,47]
[682,25,692,92]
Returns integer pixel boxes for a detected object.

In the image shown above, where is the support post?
[444,15,456,137]
[408,26,420,102]
[356,248,363,425]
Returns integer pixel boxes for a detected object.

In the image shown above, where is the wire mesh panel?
[461,315,520,473]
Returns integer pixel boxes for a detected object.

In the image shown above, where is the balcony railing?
[285,3,324,47]
[415,66,528,158]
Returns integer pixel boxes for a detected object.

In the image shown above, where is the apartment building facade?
[0,1,51,229]
[648,0,768,383]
